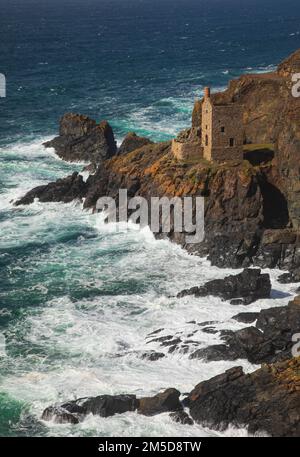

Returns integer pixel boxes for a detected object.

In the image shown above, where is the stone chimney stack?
[204,87,211,99]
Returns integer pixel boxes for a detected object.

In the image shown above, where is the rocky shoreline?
[15,49,300,436]
[40,291,300,436]
[41,355,300,437]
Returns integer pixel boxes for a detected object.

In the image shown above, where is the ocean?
[0,0,300,437]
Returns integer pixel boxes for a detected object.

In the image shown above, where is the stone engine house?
[202,87,243,162]
[172,87,244,163]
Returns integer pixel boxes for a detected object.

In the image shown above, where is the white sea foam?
[240,64,277,76]
[0,199,297,437]
[0,137,84,211]
[0,136,54,159]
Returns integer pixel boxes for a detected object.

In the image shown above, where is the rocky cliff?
[40,356,300,436]
[16,49,300,274]
[118,131,152,155]
[16,141,265,266]
[188,357,300,437]
[44,113,117,163]
[14,49,300,437]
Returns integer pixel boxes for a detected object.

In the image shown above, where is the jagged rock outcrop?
[190,295,300,364]
[118,132,152,155]
[177,268,271,305]
[44,113,117,162]
[187,358,300,437]
[42,394,138,424]
[15,172,87,205]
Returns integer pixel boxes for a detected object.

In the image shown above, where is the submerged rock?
[190,296,300,364]
[141,351,165,361]
[278,268,300,284]
[190,344,239,362]
[44,113,117,163]
[118,132,152,155]
[177,269,271,305]
[231,312,259,323]
[169,410,194,426]
[42,395,138,424]
[188,358,300,437]
[255,295,300,360]
[42,406,80,425]
[42,388,183,424]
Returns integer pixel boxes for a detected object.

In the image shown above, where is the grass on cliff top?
[243,143,274,151]
[171,154,258,173]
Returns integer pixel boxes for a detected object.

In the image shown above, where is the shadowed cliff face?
[258,179,289,229]
[276,99,300,230]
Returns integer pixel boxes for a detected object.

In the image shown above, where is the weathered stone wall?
[212,104,243,148]
[210,146,243,162]
[201,97,213,160]
[202,99,243,162]
[171,139,203,161]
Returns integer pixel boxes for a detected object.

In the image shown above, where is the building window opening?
[205,134,209,146]
[221,126,225,133]
[229,138,234,147]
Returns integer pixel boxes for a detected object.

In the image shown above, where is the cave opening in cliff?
[259,180,289,229]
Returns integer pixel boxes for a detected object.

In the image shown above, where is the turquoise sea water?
[0,0,300,437]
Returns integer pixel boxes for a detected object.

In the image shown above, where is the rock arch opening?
[259,179,289,229]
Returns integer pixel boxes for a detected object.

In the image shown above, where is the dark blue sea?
[0,0,299,437]
[1,0,300,144]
